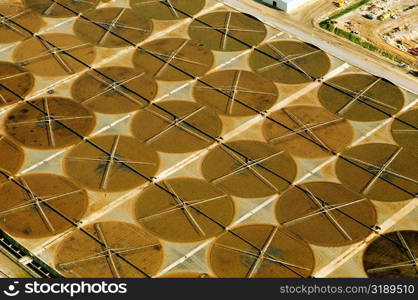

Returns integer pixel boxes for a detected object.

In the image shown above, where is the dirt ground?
[209,224,315,278]
[248,40,332,84]
[289,0,337,24]
[276,182,377,247]
[54,221,164,278]
[288,0,417,64]
[363,230,418,278]
[0,0,416,279]
[337,1,418,65]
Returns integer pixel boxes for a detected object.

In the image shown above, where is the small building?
[259,0,311,12]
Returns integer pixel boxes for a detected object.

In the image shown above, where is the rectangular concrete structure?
[258,0,311,12]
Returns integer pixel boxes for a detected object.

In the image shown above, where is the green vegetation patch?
[319,21,407,64]
[328,0,373,20]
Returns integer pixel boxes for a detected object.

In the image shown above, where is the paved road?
[218,0,418,94]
